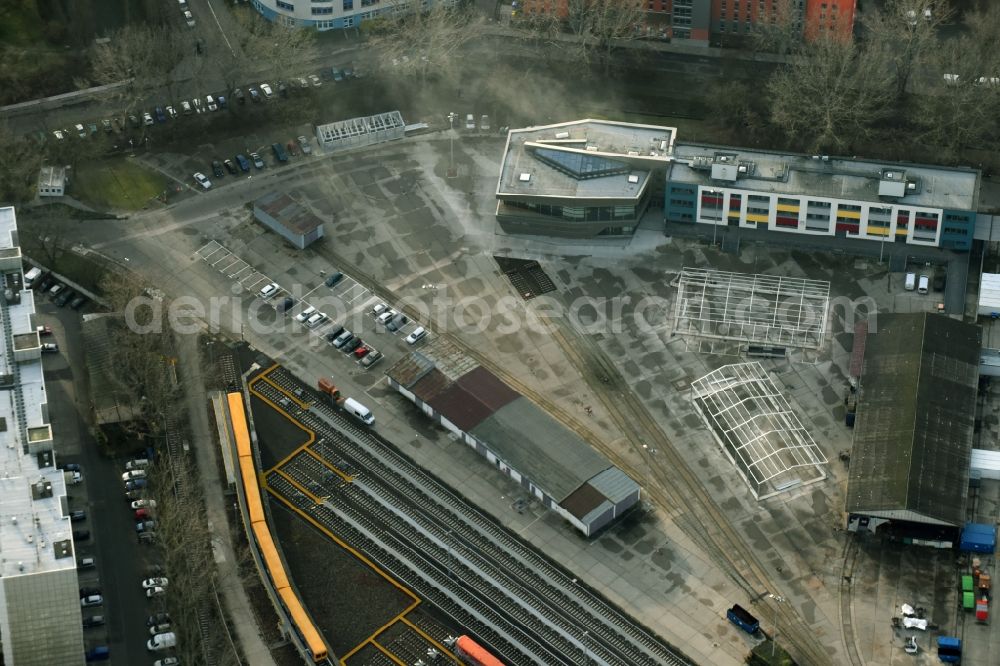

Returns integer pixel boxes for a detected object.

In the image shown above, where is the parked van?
[126,458,150,470]
[147,631,177,651]
[917,274,930,294]
[343,398,374,425]
[24,267,41,288]
[272,142,289,162]
[904,272,916,291]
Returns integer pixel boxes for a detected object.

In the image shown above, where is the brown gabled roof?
[427,383,496,431]
[455,366,520,412]
[559,483,607,520]
[410,368,452,404]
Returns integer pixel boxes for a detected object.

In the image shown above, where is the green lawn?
[72,159,167,212]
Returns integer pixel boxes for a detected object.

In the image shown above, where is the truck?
[726,604,760,634]
[317,377,341,402]
[936,636,961,663]
[976,596,989,623]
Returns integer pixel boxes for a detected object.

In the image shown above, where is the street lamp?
[582,630,591,663]
[447,112,458,178]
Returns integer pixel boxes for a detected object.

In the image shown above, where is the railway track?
[839,536,863,666]
[257,372,694,666]
[442,321,833,666]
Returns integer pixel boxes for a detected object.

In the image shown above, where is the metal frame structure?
[691,362,827,500]
[673,268,830,349]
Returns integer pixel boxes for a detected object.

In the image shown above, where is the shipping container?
[937,636,961,663]
[962,574,974,592]
[960,523,997,553]
[726,604,760,634]
[963,591,975,609]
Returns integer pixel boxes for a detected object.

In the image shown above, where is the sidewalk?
[176,331,277,666]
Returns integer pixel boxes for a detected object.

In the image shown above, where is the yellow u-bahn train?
[228,391,329,663]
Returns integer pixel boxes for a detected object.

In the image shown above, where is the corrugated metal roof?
[847,313,980,526]
[455,366,520,412]
[427,382,497,431]
[418,337,478,381]
[471,398,611,502]
[587,467,640,504]
[849,320,868,379]
[979,273,1000,311]
[254,192,324,235]
[385,352,435,389]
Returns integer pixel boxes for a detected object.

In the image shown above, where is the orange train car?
[455,635,505,666]
[227,391,329,663]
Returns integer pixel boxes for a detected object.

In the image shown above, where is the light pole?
[582,630,591,663]
[447,112,458,178]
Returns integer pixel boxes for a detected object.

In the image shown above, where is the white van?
[917,274,929,294]
[24,267,41,288]
[126,459,151,470]
[343,398,374,425]
[904,272,916,291]
[147,632,176,651]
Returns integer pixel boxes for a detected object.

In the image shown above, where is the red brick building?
[517,0,855,46]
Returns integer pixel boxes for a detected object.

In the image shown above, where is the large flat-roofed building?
[846,313,981,546]
[496,119,676,239]
[665,143,980,250]
[0,207,85,665]
[253,192,325,250]
[386,339,640,536]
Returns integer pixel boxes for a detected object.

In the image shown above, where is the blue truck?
[937,636,961,663]
[726,604,760,634]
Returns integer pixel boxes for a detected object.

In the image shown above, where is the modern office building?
[0,207,85,665]
[496,119,676,238]
[664,143,979,251]
[251,0,455,31]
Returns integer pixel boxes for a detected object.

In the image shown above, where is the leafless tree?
[862,0,954,100]
[766,36,893,152]
[230,9,319,84]
[0,123,43,203]
[364,3,487,80]
[565,0,646,69]
[17,216,74,270]
[750,0,801,56]
[912,4,1000,157]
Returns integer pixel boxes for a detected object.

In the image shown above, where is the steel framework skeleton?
[691,362,827,500]
[673,268,831,349]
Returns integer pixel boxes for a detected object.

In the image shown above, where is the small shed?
[960,523,997,554]
[979,273,1000,317]
[37,165,66,197]
[253,192,325,249]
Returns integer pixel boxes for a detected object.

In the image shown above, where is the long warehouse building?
[386,339,640,537]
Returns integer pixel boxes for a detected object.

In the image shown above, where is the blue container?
[937,636,961,662]
[959,523,997,553]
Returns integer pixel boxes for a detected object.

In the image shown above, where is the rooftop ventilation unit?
[711,163,739,182]
[518,173,531,182]
[878,168,907,197]
[628,174,640,184]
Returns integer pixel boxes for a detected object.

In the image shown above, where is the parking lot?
[196,239,429,377]
[37,300,174,665]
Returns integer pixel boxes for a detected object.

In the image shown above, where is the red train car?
[455,635,504,666]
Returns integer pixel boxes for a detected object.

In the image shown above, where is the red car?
[286,140,298,157]
[134,508,150,520]
[354,345,370,359]
[36,325,53,336]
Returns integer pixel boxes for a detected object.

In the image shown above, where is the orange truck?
[317,378,342,403]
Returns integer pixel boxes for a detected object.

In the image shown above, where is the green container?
[962,575,975,592]
[964,591,976,609]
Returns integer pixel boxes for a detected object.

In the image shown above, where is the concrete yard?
[54,130,1000,665]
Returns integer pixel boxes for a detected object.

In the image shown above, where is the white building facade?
[251,0,453,31]
[0,207,85,665]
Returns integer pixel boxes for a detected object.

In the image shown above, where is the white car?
[206,95,218,111]
[308,74,321,87]
[377,310,396,325]
[193,172,212,190]
[258,282,279,299]
[75,123,86,137]
[183,9,195,26]
[81,594,103,607]
[181,100,192,115]
[154,657,180,666]
[52,129,65,140]
[149,623,171,635]
[131,499,157,510]
[143,112,154,126]
[166,105,177,119]
[260,83,274,98]
[122,469,146,481]
[405,327,427,345]
[305,312,327,328]
[296,77,309,88]
[146,586,166,598]
[295,306,316,323]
